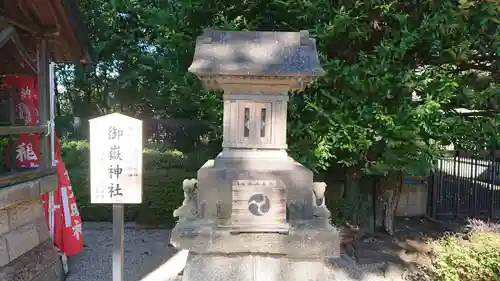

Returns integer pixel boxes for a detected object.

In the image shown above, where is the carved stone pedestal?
[171,219,339,281]
[171,29,340,281]
[183,254,330,281]
[196,156,314,233]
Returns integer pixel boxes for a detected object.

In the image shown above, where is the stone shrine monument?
[170,29,340,281]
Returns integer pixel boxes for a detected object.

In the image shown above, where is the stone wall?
[0,175,63,281]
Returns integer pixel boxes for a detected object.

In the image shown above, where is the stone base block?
[0,239,63,281]
[197,157,315,222]
[171,219,340,258]
[182,253,327,281]
[282,259,327,281]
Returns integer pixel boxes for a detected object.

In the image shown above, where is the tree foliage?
[59,0,499,232]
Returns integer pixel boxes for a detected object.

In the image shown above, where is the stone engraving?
[312,182,331,219]
[247,193,270,216]
[173,178,198,221]
[231,180,285,226]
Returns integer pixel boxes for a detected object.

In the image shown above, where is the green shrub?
[61,140,208,226]
[427,228,500,281]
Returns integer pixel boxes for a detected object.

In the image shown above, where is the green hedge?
[61,140,210,226]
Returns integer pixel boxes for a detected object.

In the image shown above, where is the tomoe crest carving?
[247,193,270,216]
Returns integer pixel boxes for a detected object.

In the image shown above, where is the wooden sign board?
[89,113,143,204]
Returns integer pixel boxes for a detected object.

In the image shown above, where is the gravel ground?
[66,222,177,281]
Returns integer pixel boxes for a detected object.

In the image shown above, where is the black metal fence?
[429,150,500,220]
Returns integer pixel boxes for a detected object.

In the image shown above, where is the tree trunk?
[380,172,403,235]
[342,173,376,233]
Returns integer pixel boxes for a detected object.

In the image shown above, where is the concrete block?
[0,209,9,236]
[283,259,326,281]
[8,200,41,230]
[396,184,428,217]
[395,192,409,217]
[0,236,9,267]
[254,256,283,281]
[6,223,40,261]
[35,218,50,243]
[183,254,255,281]
[34,260,64,281]
[0,181,39,210]
[38,174,58,194]
[183,254,291,281]
[0,240,60,281]
[32,199,45,217]
[182,254,328,281]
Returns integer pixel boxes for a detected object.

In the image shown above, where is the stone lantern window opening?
[238,101,272,146]
[222,92,288,152]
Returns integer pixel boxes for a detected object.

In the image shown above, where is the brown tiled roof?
[0,0,95,74]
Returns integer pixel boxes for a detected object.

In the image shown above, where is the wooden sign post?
[89,113,143,281]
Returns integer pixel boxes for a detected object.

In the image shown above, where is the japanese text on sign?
[89,113,143,204]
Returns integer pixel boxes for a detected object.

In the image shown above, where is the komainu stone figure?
[173,178,198,221]
[312,182,331,219]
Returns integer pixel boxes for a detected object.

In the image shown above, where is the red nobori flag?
[41,136,83,256]
[3,75,83,256]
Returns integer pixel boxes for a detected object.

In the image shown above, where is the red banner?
[3,75,83,256]
[3,75,40,168]
[41,136,84,256]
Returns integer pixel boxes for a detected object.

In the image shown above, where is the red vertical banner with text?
[2,75,40,168]
[41,136,83,256]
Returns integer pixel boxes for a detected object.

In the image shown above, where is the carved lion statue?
[312,182,331,219]
[312,182,327,200]
[181,178,197,204]
[173,178,198,221]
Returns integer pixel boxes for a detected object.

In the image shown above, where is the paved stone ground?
[66,222,177,281]
[66,222,412,281]
[327,254,408,281]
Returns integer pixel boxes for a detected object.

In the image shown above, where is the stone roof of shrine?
[188,29,325,77]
